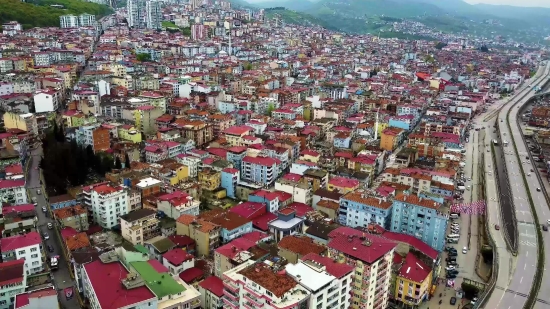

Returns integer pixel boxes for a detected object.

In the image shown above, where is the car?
[527,156,530,160]
[446,273,457,279]
[487,149,490,152]
[41,206,46,212]
[467,178,471,181]
[531,169,535,172]
[448,248,458,253]
[547,219,550,225]
[446,257,456,262]
[445,246,455,252]
[537,188,542,192]
[47,245,54,252]
[528,173,531,176]
[462,247,468,254]
[47,223,53,229]
[449,296,456,306]
[42,233,49,240]
[471,297,478,305]
[447,261,458,266]
[447,270,459,275]
[448,252,458,257]
[543,225,548,232]
[37,189,41,195]
[445,266,456,271]
[495,224,500,230]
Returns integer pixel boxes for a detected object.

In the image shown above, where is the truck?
[49,256,59,270]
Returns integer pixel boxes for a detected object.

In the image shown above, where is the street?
[26,146,79,308]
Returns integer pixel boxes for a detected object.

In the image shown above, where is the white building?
[78,13,96,27]
[34,90,60,113]
[60,15,79,28]
[0,232,43,276]
[286,254,353,309]
[127,0,144,28]
[222,260,310,309]
[0,179,27,205]
[176,155,200,178]
[275,178,312,204]
[32,53,51,67]
[14,287,58,309]
[146,0,162,29]
[0,259,26,309]
[83,183,129,229]
[2,21,22,36]
[156,190,200,219]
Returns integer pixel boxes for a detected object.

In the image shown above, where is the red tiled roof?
[15,288,57,309]
[328,176,359,188]
[223,125,254,136]
[0,259,24,286]
[278,236,325,256]
[163,249,194,266]
[229,202,266,219]
[243,155,279,167]
[0,232,41,251]
[253,212,277,231]
[327,227,396,264]
[398,252,432,283]
[179,267,204,283]
[215,237,255,259]
[83,260,154,309]
[0,179,25,189]
[301,253,354,279]
[240,231,270,243]
[282,202,313,218]
[199,276,224,297]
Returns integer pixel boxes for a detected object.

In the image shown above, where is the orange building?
[380,128,405,151]
[92,127,110,152]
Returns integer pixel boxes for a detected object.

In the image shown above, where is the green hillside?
[264,7,332,29]
[0,0,113,29]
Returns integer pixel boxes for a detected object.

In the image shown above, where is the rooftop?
[198,276,224,297]
[83,260,155,309]
[238,262,298,298]
[0,231,41,251]
[285,260,334,293]
[397,252,432,283]
[163,248,194,266]
[278,235,325,256]
[130,261,186,298]
[327,227,396,264]
[300,253,354,279]
[0,259,24,286]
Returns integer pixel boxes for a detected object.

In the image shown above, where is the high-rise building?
[146,0,162,29]
[127,0,145,28]
[78,13,96,27]
[59,15,79,28]
[191,24,207,40]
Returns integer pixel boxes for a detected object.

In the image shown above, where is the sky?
[464,0,550,7]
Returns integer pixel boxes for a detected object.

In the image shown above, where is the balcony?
[243,293,262,307]
[224,290,238,301]
[222,297,239,308]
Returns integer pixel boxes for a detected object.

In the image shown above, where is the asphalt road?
[514,93,550,308]
[491,61,550,309]
[26,147,79,308]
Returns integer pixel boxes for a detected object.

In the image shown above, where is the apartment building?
[3,112,38,135]
[146,0,162,29]
[0,232,44,275]
[222,125,255,147]
[176,215,221,257]
[82,183,129,229]
[241,155,280,186]
[120,208,160,245]
[222,260,310,309]
[156,190,200,219]
[0,179,27,205]
[394,252,433,307]
[13,287,58,309]
[326,227,396,309]
[338,191,393,228]
[198,276,224,309]
[59,15,79,28]
[390,193,448,252]
[76,125,110,153]
[53,204,89,231]
[286,253,354,309]
[0,259,26,309]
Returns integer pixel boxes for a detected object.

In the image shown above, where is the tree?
[115,156,122,169]
[136,53,151,62]
[124,153,131,167]
[243,62,253,70]
[481,247,493,263]
[181,27,191,36]
[479,45,489,52]
[434,42,447,50]
[267,103,275,116]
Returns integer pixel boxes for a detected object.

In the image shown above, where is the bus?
[493,139,499,146]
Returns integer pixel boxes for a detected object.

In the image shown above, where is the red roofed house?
[327,176,360,194]
[222,125,254,146]
[162,248,195,276]
[0,232,43,275]
[241,155,280,186]
[0,259,26,309]
[213,237,256,278]
[2,204,36,237]
[14,287,58,309]
[0,179,27,204]
[82,259,156,309]
[395,252,433,306]
[327,227,396,309]
[198,276,224,309]
[82,182,128,229]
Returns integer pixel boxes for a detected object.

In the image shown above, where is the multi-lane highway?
[478,62,550,309]
[489,61,550,309]
[511,79,550,309]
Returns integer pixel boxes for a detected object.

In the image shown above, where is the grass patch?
[161,21,178,28]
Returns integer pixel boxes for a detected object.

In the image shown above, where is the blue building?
[390,193,448,252]
[338,191,393,228]
[333,135,351,149]
[220,168,239,199]
[226,146,247,171]
[210,212,253,243]
[49,194,78,210]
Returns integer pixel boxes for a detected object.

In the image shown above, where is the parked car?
[471,297,478,305]
[47,223,53,229]
[450,297,457,305]
[543,225,548,232]
[47,245,54,252]
[448,252,458,257]
[42,233,49,240]
[445,246,455,252]
[537,188,542,192]
[447,261,458,266]
[446,257,456,262]
[445,266,456,271]
[495,224,500,230]
[446,273,457,279]
[462,247,468,254]
[42,206,46,213]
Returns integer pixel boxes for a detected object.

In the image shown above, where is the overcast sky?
[464,0,550,7]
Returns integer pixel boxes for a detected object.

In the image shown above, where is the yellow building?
[327,176,360,194]
[198,168,220,191]
[395,253,433,307]
[380,128,404,151]
[222,125,254,147]
[118,124,142,143]
[176,215,220,257]
[151,159,189,186]
[3,112,38,135]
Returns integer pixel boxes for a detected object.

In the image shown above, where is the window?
[18,250,25,255]
[30,247,37,252]
[31,254,38,258]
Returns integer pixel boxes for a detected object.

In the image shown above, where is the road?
[26,147,78,308]
[490,61,550,309]
[514,89,550,309]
